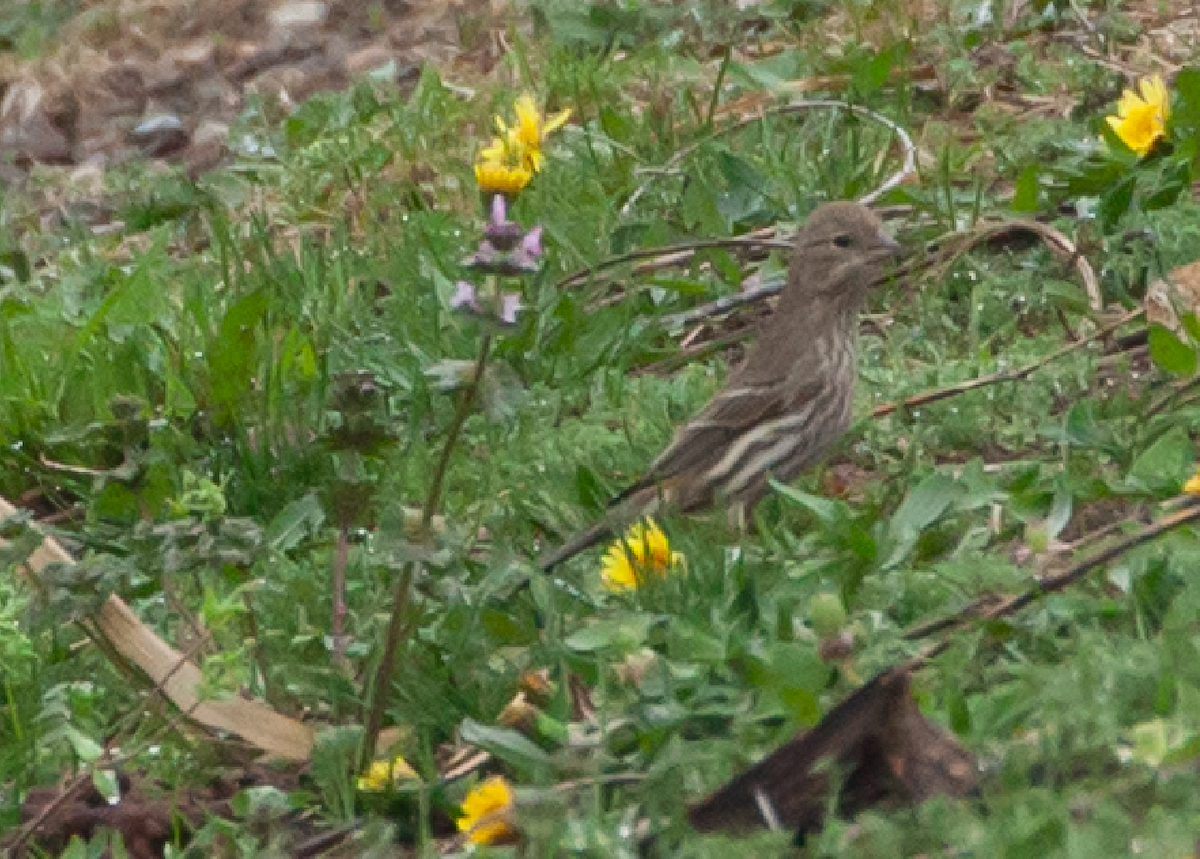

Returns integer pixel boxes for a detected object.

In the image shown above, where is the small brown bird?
[539,201,901,571]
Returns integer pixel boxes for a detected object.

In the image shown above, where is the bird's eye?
[832,234,852,248]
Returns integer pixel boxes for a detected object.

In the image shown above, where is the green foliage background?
[3,0,1200,855]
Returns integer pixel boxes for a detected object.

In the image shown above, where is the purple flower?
[450,280,479,312]
[491,193,508,226]
[520,226,543,260]
[499,292,523,325]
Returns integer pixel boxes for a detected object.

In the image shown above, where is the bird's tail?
[538,520,615,572]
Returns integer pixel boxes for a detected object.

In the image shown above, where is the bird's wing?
[612,379,820,503]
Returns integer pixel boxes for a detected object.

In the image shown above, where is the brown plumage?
[539,201,901,571]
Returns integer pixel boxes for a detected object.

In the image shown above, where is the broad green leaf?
[1098,174,1135,231]
[459,719,555,774]
[1182,312,1200,343]
[209,291,270,418]
[1012,164,1040,212]
[92,769,119,803]
[770,480,845,524]
[1130,426,1194,488]
[1148,323,1198,376]
[565,614,656,652]
[890,473,964,541]
[665,620,726,663]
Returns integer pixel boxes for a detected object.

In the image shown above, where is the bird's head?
[788,201,901,306]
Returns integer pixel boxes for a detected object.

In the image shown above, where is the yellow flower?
[1183,470,1200,496]
[1106,74,1169,157]
[357,755,419,792]
[457,776,519,846]
[600,518,683,592]
[475,94,571,192]
[474,160,532,195]
[509,93,571,173]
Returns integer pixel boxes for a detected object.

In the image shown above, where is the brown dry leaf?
[687,668,977,837]
[1145,260,1200,336]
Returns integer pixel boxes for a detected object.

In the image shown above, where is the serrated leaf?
[266,493,325,552]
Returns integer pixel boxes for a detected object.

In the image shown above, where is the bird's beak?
[876,230,901,257]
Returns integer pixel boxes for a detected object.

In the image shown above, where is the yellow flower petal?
[1183,471,1200,496]
[357,756,419,792]
[457,776,519,846]
[1106,74,1169,157]
[1140,74,1168,111]
[543,108,572,136]
[600,518,682,592]
[474,160,532,195]
[514,93,542,151]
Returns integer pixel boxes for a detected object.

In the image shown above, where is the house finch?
[540,201,901,571]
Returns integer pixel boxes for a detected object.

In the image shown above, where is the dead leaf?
[687,668,977,837]
[1145,259,1200,335]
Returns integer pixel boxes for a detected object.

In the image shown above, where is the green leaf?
[1172,67,1200,132]
[1182,312,1200,343]
[92,769,120,803]
[565,614,656,652]
[681,177,724,233]
[665,620,726,663]
[66,727,102,762]
[459,719,555,774]
[886,473,964,566]
[852,42,905,95]
[481,607,539,645]
[1098,174,1135,231]
[1012,164,1041,212]
[208,291,270,419]
[1130,427,1195,488]
[1148,323,1198,376]
[1046,487,1073,541]
[770,480,846,524]
[266,493,325,552]
[1144,160,1190,210]
[741,641,828,724]
[890,473,964,541]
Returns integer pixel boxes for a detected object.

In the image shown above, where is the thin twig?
[903,498,1200,671]
[332,519,350,663]
[870,308,1143,420]
[361,334,494,768]
[557,234,789,292]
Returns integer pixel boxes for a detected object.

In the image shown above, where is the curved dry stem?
[929,218,1103,311]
